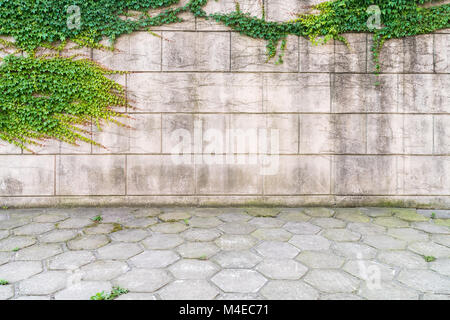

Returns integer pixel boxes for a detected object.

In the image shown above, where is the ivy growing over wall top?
[0,0,449,151]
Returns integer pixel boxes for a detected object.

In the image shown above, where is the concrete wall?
[1,0,450,208]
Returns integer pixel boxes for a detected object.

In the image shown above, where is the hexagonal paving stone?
[260,280,319,300]
[49,251,95,270]
[0,252,12,265]
[159,280,219,300]
[131,208,162,218]
[251,228,292,241]
[0,261,43,282]
[130,250,179,268]
[0,219,29,230]
[422,294,450,300]
[151,222,188,234]
[358,282,419,300]
[97,242,143,260]
[177,242,219,259]
[322,229,361,242]
[434,219,450,227]
[283,222,321,235]
[412,222,450,234]
[19,271,68,295]
[0,285,14,300]
[116,293,157,300]
[245,208,280,217]
[15,244,62,261]
[432,234,450,247]
[38,229,78,243]
[55,281,112,300]
[219,222,256,235]
[255,241,299,259]
[218,212,251,223]
[347,222,386,235]
[377,250,428,269]
[142,234,184,249]
[359,208,393,218]
[387,228,429,242]
[335,209,370,223]
[181,228,221,242]
[296,251,345,269]
[215,235,257,251]
[113,269,172,292]
[211,270,267,293]
[256,259,308,280]
[289,235,331,251]
[213,251,262,268]
[343,260,396,281]
[320,293,363,300]
[303,208,334,218]
[188,217,222,228]
[430,259,450,276]
[81,260,129,281]
[0,230,8,240]
[0,236,36,251]
[363,234,407,250]
[333,242,377,259]
[121,217,157,228]
[67,235,109,250]
[57,217,94,229]
[110,229,148,242]
[159,211,191,222]
[408,242,450,259]
[191,208,222,217]
[374,217,409,228]
[248,217,284,228]
[84,223,116,235]
[304,270,360,293]
[310,218,346,229]
[169,260,219,279]
[34,213,68,223]
[393,209,428,222]
[278,211,311,222]
[398,270,450,294]
[217,293,263,300]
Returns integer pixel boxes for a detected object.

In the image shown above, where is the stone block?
[231,34,298,72]
[264,156,330,194]
[93,32,161,71]
[434,115,450,154]
[335,33,367,72]
[162,32,230,71]
[299,37,334,72]
[333,156,398,195]
[0,156,54,196]
[264,73,330,113]
[332,74,399,113]
[127,155,195,195]
[435,34,450,73]
[56,155,125,195]
[128,73,263,113]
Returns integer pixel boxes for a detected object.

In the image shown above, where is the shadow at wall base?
[0,195,450,209]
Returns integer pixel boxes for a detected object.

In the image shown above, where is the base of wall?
[1,195,450,209]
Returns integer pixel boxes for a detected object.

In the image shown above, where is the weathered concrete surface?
[0,0,449,208]
[0,207,448,300]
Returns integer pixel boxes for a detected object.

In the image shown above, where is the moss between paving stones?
[393,209,429,222]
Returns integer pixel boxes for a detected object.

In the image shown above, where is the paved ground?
[0,207,449,300]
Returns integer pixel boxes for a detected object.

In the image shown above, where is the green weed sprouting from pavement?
[0,0,448,150]
[92,215,103,223]
[0,279,9,285]
[424,256,437,262]
[90,287,129,300]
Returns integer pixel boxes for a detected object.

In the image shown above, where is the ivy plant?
[0,0,448,150]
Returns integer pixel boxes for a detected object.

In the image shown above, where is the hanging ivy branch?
[0,0,448,151]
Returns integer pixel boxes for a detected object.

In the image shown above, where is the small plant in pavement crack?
[90,287,129,300]
[424,256,436,263]
[0,279,9,285]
